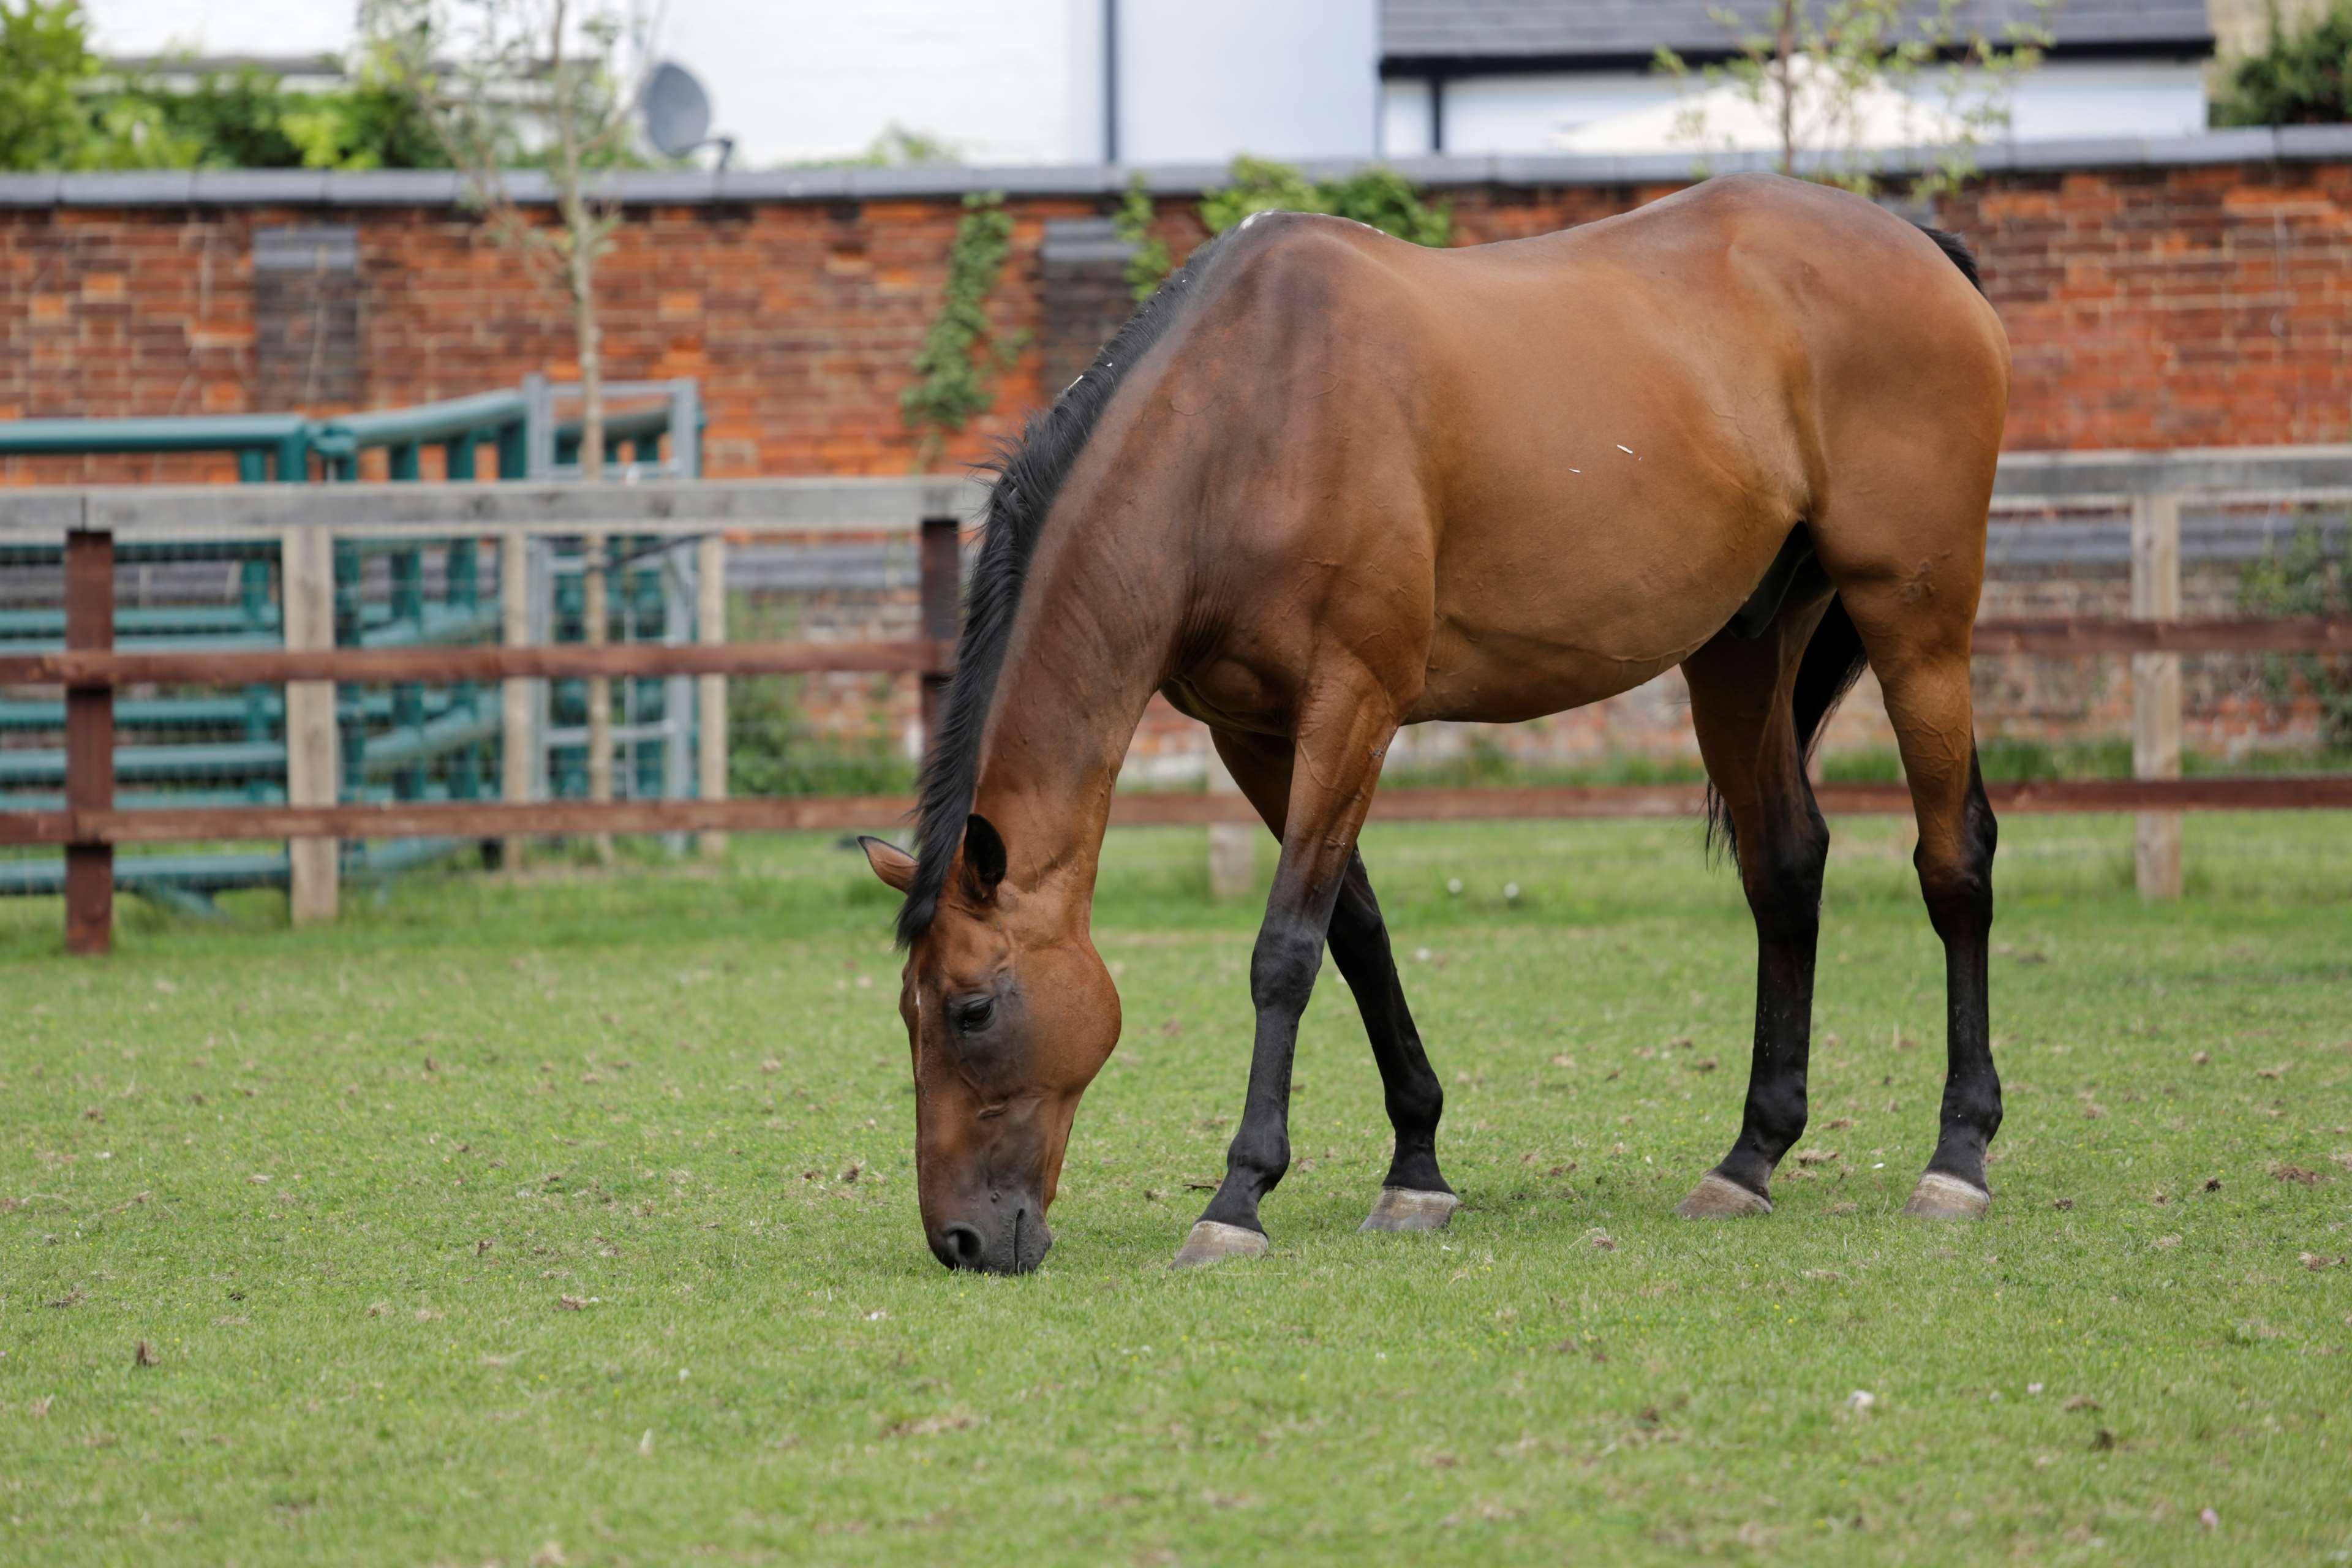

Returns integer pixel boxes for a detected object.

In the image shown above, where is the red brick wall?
[4,157,2348,486]
[1940,164,2352,450]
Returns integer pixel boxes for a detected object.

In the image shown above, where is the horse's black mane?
[895,231,1236,946]
[1918,225,1985,295]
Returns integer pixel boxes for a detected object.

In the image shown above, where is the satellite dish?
[641,60,720,162]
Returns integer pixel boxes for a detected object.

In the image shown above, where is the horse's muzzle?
[929,1197,1052,1275]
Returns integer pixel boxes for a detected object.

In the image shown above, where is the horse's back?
[1156,179,2007,729]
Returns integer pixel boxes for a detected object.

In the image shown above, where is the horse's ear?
[859,835,918,894]
[961,813,1007,900]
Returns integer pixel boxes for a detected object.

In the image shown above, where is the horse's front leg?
[1208,731,1457,1236]
[1174,687,1398,1268]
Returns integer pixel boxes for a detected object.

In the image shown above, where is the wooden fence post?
[62,528,113,956]
[500,533,533,870]
[582,531,614,864]
[696,532,728,859]
[918,514,961,753]
[281,526,340,924]
[1202,739,1256,899]
[2131,491,2184,899]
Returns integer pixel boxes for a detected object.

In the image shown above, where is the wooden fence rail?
[3,467,2350,953]
[6,777,2351,853]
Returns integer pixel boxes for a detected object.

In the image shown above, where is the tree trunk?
[1776,0,1798,177]
[570,243,605,483]
[571,244,614,864]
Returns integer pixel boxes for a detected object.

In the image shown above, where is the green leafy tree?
[1655,0,2050,199]
[0,0,99,170]
[1,1,453,172]
[130,66,309,167]
[2214,0,2352,125]
[375,0,665,854]
[373,0,662,475]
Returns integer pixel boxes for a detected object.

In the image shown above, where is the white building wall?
[77,1,2211,167]
[1999,62,2210,142]
[1382,74,1688,156]
[1379,79,1433,156]
[83,0,1090,168]
[1115,0,1377,164]
[665,0,1082,165]
[81,0,351,57]
[1383,61,2209,158]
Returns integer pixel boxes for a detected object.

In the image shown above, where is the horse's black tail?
[1790,596,1871,764]
[1704,597,1872,860]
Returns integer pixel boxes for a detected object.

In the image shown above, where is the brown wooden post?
[917,514,962,753]
[695,532,729,859]
[281,526,340,924]
[2131,491,2184,899]
[63,529,114,955]
[499,533,533,871]
[582,530,614,865]
[1202,736,1256,899]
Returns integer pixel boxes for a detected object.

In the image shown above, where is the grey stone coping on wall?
[4,126,2350,209]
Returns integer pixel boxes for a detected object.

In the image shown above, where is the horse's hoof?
[1170,1220,1270,1269]
[1674,1171,1773,1219]
[1903,1171,1991,1221]
[1360,1186,1460,1233]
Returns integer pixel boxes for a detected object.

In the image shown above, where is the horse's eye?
[949,996,995,1036]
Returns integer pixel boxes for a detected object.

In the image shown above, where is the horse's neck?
[968,523,1177,911]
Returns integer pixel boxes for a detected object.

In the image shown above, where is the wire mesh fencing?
[722,527,925,802]
[1,537,298,908]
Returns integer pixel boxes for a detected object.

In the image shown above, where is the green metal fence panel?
[0,379,701,908]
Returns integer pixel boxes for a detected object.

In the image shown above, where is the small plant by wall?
[1113,157,1453,301]
[900,191,1019,465]
[2237,518,2352,746]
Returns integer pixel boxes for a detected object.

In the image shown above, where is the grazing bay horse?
[861,173,2008,1273]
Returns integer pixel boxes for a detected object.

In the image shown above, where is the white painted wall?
[1382,60,2209,157]
[80,0,1376,168]
[1115,0,1376,164]
[80,0,354,58]
[77,1,2209,167]
[1379,77,1431,156]
[81,0,1090,166]
[662,0,1083,165]
[1382,74,1687,156]
[2000,62,2210,142]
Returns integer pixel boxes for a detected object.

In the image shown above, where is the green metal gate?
[0,378,703,908]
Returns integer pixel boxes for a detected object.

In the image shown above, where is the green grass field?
[4,813,2349,1565]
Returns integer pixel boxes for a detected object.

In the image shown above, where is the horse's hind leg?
[1675,611,1833,1218]
[1333,856,1458,1232]
[1829,563,2002,1219]
[1209,729,1456,1235]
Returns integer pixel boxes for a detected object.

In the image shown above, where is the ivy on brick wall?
[1112,175,1174,304]
[901,190,1019,462]
[1114,156,1453,302]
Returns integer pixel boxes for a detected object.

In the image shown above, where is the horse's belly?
[1409,520,1777,725]
[1407,632,1688,724]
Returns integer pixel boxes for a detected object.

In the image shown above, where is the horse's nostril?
[938,1223,986,1269]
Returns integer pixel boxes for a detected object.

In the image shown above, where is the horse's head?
[861,815,1120,1274]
